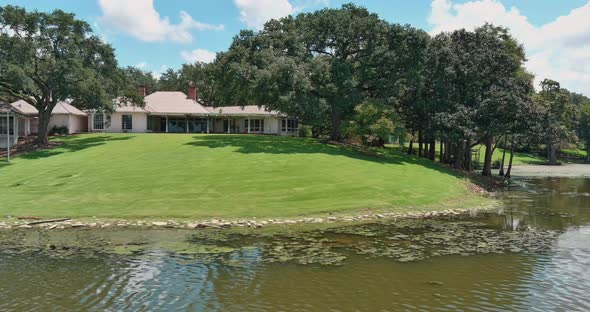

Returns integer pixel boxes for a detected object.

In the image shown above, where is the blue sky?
[2,0,590,95]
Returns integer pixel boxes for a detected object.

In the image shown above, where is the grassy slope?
[0,134,487,220]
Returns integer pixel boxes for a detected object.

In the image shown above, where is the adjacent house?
[89,86,300,136]
[5,86,299,146]
[0,102,27,149]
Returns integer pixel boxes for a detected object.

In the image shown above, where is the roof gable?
[144,92,210,115]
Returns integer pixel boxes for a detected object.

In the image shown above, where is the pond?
[0,177,589,311]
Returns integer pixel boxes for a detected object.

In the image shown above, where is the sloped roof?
[0,102,23,115]
[205,105,282,116]
[114,103,149,113]
[52,102,87,116]
[144,92,210,115]
[9,100,87,116]
[11,100,38,115]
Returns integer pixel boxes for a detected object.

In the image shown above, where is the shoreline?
[0,201,501,231]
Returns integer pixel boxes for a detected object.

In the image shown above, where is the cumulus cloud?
[180,49,217,63]
[98,0,223,43]
[428,0,590,95]
[234,0,293,29]
[234,0,329,29]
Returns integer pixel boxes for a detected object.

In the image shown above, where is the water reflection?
[0,177,589,311]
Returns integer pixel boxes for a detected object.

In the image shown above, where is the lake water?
[0,177,589,311]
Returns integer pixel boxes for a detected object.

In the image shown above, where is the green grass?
[0,134,487,220]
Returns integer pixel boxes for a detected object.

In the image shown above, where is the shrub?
[49,126,69,135]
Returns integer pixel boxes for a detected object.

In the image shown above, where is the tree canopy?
[0,5,141,143]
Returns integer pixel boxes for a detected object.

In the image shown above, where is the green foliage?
[49,125,69,135]
[344,101,397,147]
[0,5,141,143]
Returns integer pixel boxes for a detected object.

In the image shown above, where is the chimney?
[138,85,147,97]
[188,85,198,101]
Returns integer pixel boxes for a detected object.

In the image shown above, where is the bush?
[298,125,313,138]
[49,126,69,135]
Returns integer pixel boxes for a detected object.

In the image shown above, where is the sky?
[2,0,590,95]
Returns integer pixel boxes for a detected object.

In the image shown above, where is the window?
[93,114,111,130]
[93,114,104,130]
[282,119,298,132]
[0,116,15,135]
[122,115,133,130]
[245,119,264,132]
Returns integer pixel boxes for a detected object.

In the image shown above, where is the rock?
[151,222,168,227]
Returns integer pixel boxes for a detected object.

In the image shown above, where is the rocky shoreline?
[0,204,500,231]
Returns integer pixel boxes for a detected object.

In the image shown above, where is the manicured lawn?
[0,134,485,220]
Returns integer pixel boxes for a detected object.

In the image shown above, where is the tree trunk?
[586,144,590,163]
[408,139,414,155]
[429,139,436,161]
[36,109,51,145]
[464,139,472,171]
[547,143,558,165]
[329,109,342,141]
[454,141,464,170]
[439,141,444,162]
[482,136,494,176]
[418,130,423,158]
[505,138,515,178]
[499,134,508,176]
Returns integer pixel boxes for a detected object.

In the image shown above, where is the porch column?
[227,117,230,134]
[165,115,169,133]
[14,114,18,140]
[6,113,10,162]
[185,117,189,133]
[207,117,210,133]
[247,117,250,134]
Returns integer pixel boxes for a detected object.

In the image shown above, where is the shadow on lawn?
[19,135,135,160]
[185,134,476,182]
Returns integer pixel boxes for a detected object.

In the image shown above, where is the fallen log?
[27,218,71,226]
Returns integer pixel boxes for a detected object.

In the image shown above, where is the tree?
[535,79,575,165]
[0,5,140,144]
[178,62,221,106]
[123,66,158,95]
[344,101,397,147]
[157,68,183,91]
[216,4,389,141]
[576,98,590,162]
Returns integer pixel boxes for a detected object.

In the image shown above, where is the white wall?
[91,112,148,133]
[48,114,69,132]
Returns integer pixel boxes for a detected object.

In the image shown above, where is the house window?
[0,116,15,135]
[93,114,104,130]
[93,113,111,130]
[282,119,298,132]
[245,119,264,132]
[122,115,133,130]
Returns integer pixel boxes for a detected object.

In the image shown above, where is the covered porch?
[1,102,29,153]
[147,115,210,133]
[208,115,280,134]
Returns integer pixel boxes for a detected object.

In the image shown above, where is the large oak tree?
[0,5,140,144]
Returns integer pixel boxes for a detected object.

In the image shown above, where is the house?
[0,102,27,149]
[8,100,88,136]
[88,86,300,135]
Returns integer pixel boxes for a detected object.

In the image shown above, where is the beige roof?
[52,102,87,116]
[11,100,38,115]
[205,105,281,116]
[145,92,210,115]
[114,103,149,113]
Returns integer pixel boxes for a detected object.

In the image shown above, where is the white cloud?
[135,62,147,69]
[180,49,217,64]
[234,0,329,30]
[235,0,293,29]
[98,0,223,43]
[153,64,169,80]
[428,0,590,95]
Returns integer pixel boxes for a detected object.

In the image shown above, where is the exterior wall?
[48,114,70,133]
[68,115,88,133]
[30,118,38,134]
[90,112,148,133]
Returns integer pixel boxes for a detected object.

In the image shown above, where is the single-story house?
[0,102,26,149]
[8,100,88,136]
[89,86,300,135]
